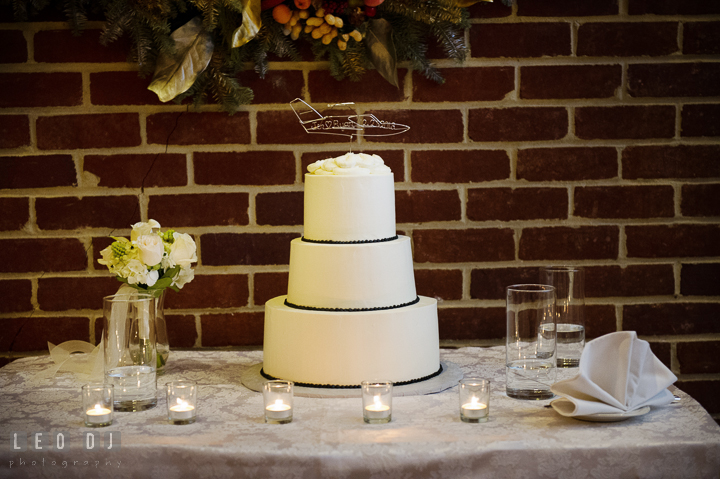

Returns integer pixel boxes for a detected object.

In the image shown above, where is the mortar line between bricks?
[570,20,578,57]
[467,15,720,25]
[194,315,202,348]
[677,21,684,54]
[4,217,720,243]
[673,181,682,218]
[6,94,720,118]
[248,273,255,308]
[618,0,628,16]
[456,267,467,301]
[247,192,257,226]
[5,139,720,163]
[248,110,257,145]
[5,56,720,75]
[458,184,467,223]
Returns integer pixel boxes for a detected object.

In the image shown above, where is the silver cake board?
[241,361,462,398]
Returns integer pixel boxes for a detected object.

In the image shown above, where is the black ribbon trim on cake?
[260,364,444,389]
[301,235,399,244]
[284,296,420,312]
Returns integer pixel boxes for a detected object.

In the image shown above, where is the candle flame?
[471,396,479,406]
[177,398,187,407]
[373,395,382,407]
[275,399,284,406]
[94,404,103,412]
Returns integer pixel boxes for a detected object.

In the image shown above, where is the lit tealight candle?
[364,395,391,420]
[169,399,196,421]
[86,404,112,425]
[265,399,292,420]
[461,396,488,420]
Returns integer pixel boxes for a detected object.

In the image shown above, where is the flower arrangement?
[98,220,197,295]
[5,0,510,113]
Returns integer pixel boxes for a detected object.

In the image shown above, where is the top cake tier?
[304,154,396,243]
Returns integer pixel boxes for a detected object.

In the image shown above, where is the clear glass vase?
[150,289,170,374]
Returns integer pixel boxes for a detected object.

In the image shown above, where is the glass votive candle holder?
[166,380,197,425]
[82,383,114,427]
[263,380,293,424]
[459,377,490,423]
[361,380,392,424]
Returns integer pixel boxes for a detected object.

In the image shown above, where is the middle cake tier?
[286,235,417,310]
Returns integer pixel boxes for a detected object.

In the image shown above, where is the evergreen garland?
[3,0,513,112]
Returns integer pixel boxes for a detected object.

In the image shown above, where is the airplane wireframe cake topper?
[290,98,410,140]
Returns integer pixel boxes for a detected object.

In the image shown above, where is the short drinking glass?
[263,380,293,424]
[82,383,114,427]
[361,380,392,424]
[459,378,489,423]
[166,380,197,425]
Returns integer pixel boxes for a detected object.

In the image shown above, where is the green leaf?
[150,277,173,290]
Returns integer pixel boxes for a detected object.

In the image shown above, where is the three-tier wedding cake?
[263,152,440,387]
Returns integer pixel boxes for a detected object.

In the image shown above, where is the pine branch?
[387,14,444,84]
[379,0,464,25]
[192,0,220,31]
[130,20,160,75]
[206,51,253,112]
[430,20,466,63]
[64,0,87,35]
[11,0,29,21]
[7,0,52,20]
[100,0,133,46]
[340,40,367,81]
[240,11,299,79]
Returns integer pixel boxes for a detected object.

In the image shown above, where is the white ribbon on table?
[41,340,104,382]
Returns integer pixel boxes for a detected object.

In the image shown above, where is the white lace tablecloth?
[1,347,719,478]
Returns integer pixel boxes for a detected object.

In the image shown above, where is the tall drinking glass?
[505,284,556,400]
[103,292,158,411]
[540,266,585,368]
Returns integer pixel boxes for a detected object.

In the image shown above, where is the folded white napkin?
[551,331,677,417]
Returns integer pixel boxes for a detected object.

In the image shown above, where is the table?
[1,347,719,478]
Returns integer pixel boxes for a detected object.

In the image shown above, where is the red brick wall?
[1,1,719,419]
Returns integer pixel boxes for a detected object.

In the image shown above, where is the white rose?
[173,267,195,289]
[136,234,164,266]
[131,219,161,242]
[170,233,197,268]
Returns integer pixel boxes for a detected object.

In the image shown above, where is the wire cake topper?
[290,98,410,140]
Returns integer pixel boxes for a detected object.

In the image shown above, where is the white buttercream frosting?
[307,153,391,175]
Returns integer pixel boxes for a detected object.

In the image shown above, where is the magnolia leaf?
[366,18,399,88]
[453,0,494,7]
[148,17,214,103]
[232,0,262,48]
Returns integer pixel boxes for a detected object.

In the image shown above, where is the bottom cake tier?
[263,295,440,387]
